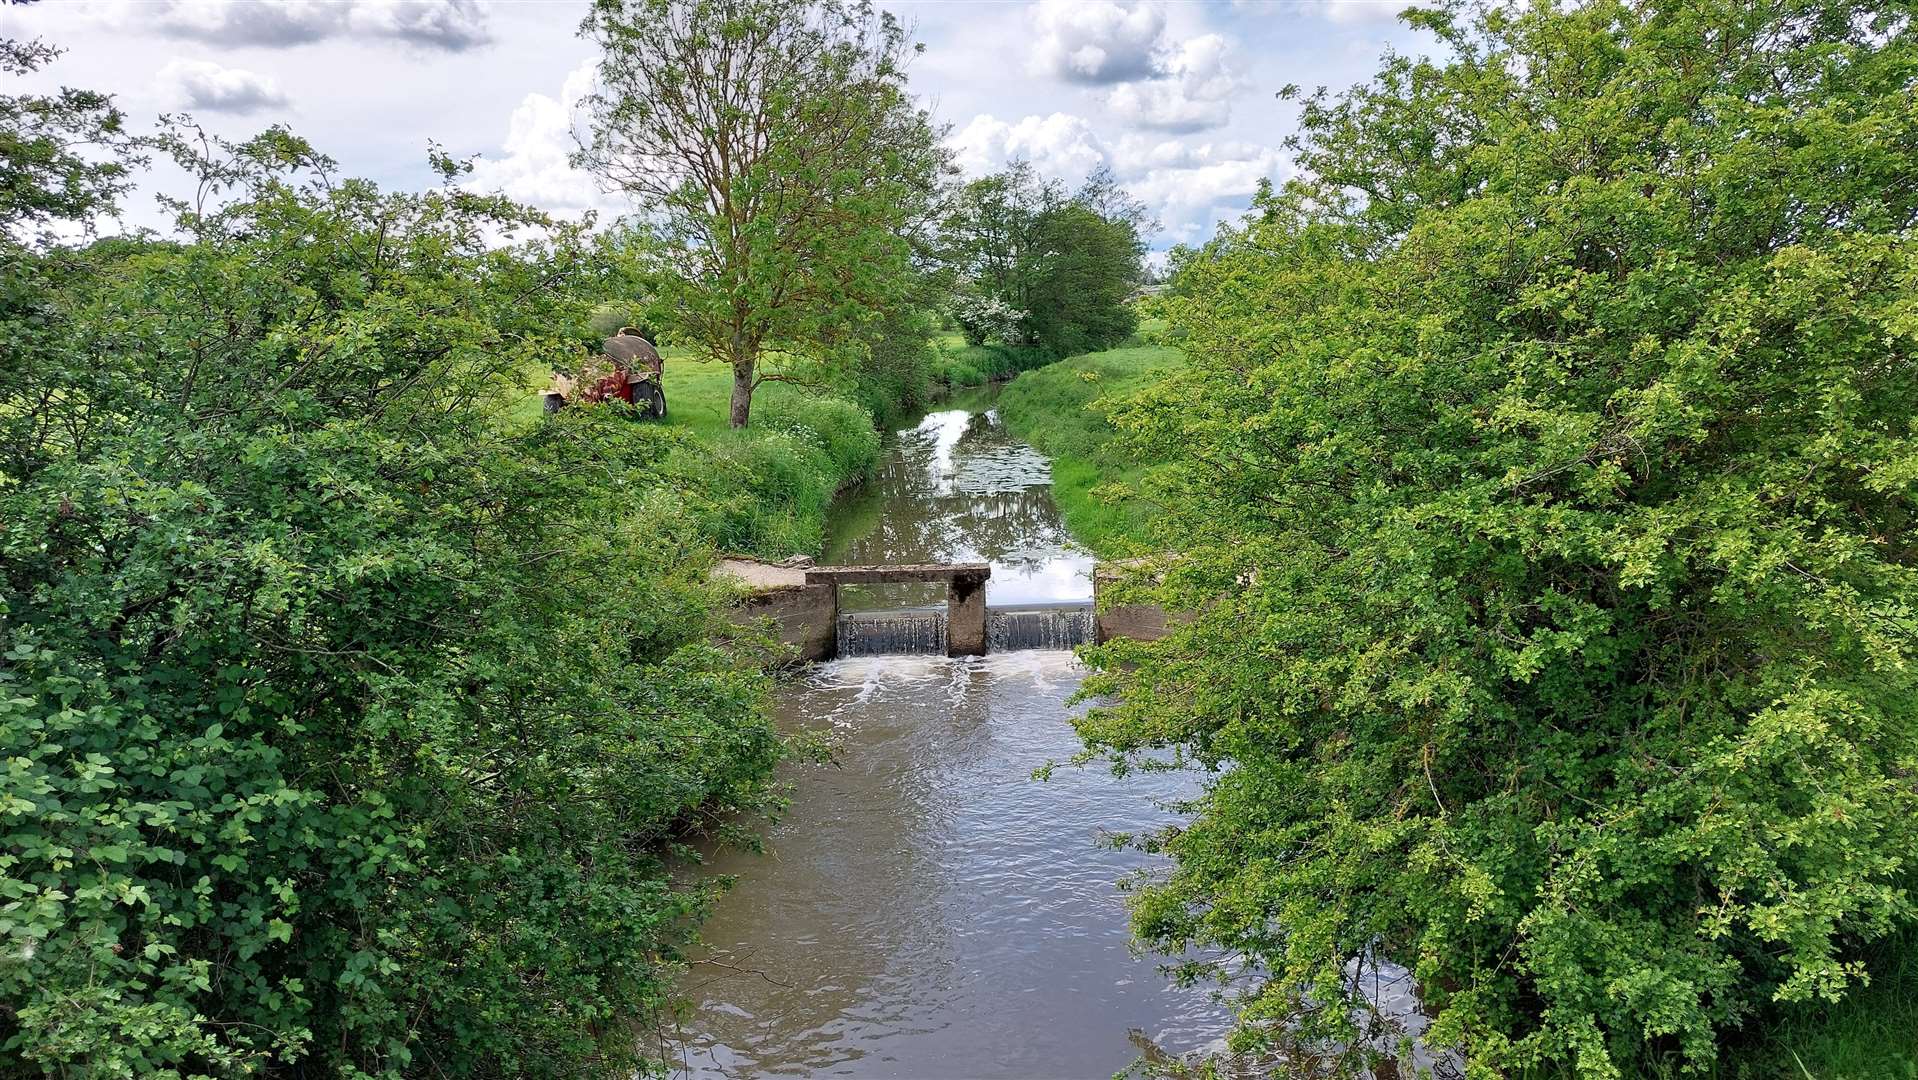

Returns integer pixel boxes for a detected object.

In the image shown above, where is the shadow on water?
[668,387,1445,1078]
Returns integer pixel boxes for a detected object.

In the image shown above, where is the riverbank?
[995,343,1182,554]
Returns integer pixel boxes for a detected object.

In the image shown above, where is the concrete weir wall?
[714,559,991,662]
[716,557,1183,657]
[714,559,837,663]
[1092,562,1185,644]
[946,575,987,656]
[804,563,990,659]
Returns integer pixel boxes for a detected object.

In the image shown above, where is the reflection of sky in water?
[826,394,1094,610]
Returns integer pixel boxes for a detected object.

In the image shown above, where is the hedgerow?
[1084,1,1918,1074]
[1,122,780,1078]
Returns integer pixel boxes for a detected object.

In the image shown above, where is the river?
[669,384,1236,1078]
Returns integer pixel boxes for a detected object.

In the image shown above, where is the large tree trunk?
[729,356,755,428]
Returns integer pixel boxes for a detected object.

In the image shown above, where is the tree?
[1024,202,1141,356]
[0,36,142,481]
[940,162,1144,355]
[950,292,1024,346]
[1085,0,1918,1073]
[0,37,135,238]
[577,0,947,428]
[1073,162,1157,239]
[940,162,1058,321]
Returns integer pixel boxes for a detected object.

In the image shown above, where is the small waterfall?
[986,604,1094,652]
[837,609,948,657]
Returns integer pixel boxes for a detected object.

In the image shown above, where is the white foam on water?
[807,649,1084,692]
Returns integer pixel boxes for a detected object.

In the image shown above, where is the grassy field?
[994,343,1182,555]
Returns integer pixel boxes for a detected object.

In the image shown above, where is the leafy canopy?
[578,0,947,427]
[1086,0,1918,1074]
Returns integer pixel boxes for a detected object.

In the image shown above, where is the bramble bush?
[1082,0,1918,1075]
[1,115,781,1077]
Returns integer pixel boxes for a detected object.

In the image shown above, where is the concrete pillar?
[946,575,987,657]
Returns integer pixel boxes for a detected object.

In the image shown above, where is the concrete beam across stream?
[802,563,989,585]
[805,563,990,656]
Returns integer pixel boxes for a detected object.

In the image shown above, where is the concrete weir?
[715,559,991,661]
[715,555,1187,661]
[804,563,990,657]
[715,558,839,662]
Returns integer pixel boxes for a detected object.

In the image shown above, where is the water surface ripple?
[672,388,1234,1078]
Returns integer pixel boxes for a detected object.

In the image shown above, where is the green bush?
[1,129,781,1079]
[929,341,1055,389]
[836,303,942,427]
[757,393,882,480]
[1082,1,1918,1075]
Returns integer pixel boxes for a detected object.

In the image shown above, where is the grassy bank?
[929,331,1058,389]
[995,343,1182,554]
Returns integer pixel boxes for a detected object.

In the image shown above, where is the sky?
[1,0,1433,253]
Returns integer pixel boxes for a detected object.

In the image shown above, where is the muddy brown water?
[669,386,1238,1078]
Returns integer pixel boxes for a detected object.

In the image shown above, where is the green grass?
[928,334,1057,390]
[507,350,884,559]
[994,343,1182,554]
[1715,930,1918,1079]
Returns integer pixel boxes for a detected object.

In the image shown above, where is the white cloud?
[1104,33,1244,133]
[464,60,620,220]
[145,0,492,52]
[1108,135,1286,243]
[950,114,1286,247]
[1322,0,1409,24]
[349,0,492,51]
[1026,3,1246,134]
[952,112,1109,187]
[146,0,341,47]
[1028,0,1166,85]
[160,59,290,115]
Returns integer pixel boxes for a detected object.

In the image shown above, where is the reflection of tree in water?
[959,409,997,446]
[835,490,1068,565]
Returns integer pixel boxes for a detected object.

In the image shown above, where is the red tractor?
[544,327,667,419]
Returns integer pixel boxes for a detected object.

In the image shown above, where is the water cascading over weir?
[716,559,1100,660]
